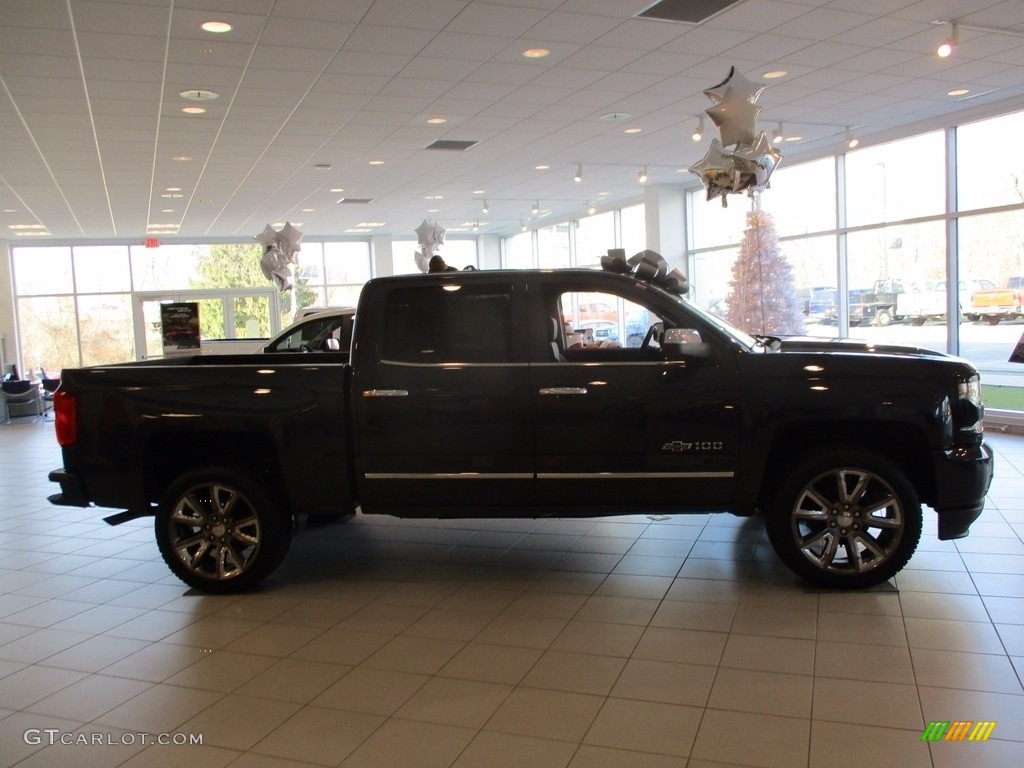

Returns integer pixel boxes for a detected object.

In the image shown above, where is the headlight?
[956,374,984,439]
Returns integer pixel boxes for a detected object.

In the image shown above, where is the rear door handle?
[362,389,409,397]
[539,387,588,396]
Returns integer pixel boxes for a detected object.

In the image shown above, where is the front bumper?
[933,442,994,540]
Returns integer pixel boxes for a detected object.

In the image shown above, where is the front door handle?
[362,389,409,397]
[539,387,588,396]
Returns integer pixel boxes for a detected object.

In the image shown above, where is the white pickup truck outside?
[897,279,996,325]
[201,307,355,355]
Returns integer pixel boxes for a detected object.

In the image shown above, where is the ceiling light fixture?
[523,47,550,58]
[762,69,787,79]
[586,201,596,215]
[574,163,583,183]
[638,165,648,184]
[691,116,704,142]
[532,201,539,215]
[937,22,958,58]
[845,127,859,149]
[182,106,205,114]
[426,117,447,124]
[473,221,479,232]
[772,122,784,144]
[520,221,528,232]
[201,21,232,33]
[482,199,489,213]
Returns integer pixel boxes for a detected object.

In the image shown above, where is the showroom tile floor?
[0,419,1022,768]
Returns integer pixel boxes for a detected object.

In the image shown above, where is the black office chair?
[40,377,61,419]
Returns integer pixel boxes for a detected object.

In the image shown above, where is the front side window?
[555,288,663,353]
[382,284,513,364]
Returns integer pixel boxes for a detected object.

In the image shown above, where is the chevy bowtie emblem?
[662,441,692,452]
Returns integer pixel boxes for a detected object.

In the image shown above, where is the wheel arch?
[754,420,936,513]
[143,430,286,512]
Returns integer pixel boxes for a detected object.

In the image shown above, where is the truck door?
[351,277,534,510]
[530,281,741,510]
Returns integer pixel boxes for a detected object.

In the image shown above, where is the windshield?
[649,292,755,350]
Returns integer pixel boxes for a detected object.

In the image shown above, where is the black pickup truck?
[49,264,993,593]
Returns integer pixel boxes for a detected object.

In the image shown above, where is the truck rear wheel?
[155,467,291,593]
[765,448,921,589]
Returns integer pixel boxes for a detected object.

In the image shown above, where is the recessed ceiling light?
[784,135,802,142]
[2,208,16,213]
[201,21,232,33]
[426,117,447,124]
[179,89,218,101]
[172,155,192,162]
[8,224,46,230]
[165,187,181,192]
[329,187,344,193]
[315,163,331,170]
[368,159,384,165]
[161,193,183,198]
[182,106,205,114]
[161,208,174,213]
[473,189,486,194]
[600,112,632,122]
[15,231,50,237]
[523,48,549,58]
[427,208,439,213]
[763,70,787,79]
[534,164,550,170]
[947,88,969,96]
[346,228,372,233]
[624,127,642,134]
[425,194,444,200]
[301,208,315,212]
[359,222,386,227]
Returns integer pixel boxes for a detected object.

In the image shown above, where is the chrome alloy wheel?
[166,482,262,581]
[790,466,905,575]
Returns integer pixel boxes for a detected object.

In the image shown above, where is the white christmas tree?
[725,205,806,336]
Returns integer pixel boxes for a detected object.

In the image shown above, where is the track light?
[532,200,539,215]
[937,22,958,58]
[772,122,784,144]
[586,201,596,215]
[574,163,583,183]
[638,165,648,184]
[473,220,479,232]
[845,127,859,149]
[520,220,527,232]
[691,116,704,142]
[482,199,489,213]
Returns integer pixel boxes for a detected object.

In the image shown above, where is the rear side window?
[382,284,512,363]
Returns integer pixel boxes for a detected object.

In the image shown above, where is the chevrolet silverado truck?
[48,264,994,593]
[969,276,1024,324]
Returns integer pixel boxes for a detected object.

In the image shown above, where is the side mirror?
[663,328,712,359]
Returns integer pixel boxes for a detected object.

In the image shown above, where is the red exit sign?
[144,237,159,248]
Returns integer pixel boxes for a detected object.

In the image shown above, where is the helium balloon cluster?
[413,219,447,273]
[689,67,781,207]
[254,222,303,291]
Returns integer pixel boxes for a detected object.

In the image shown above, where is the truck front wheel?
[765,448,921,589]
[155,467,291,593]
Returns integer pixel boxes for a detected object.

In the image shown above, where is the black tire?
[909,316,925,326]
[155,466,291,593]
[765,448,921,589]
[983,315,1001,325]
[873,309,892,327]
